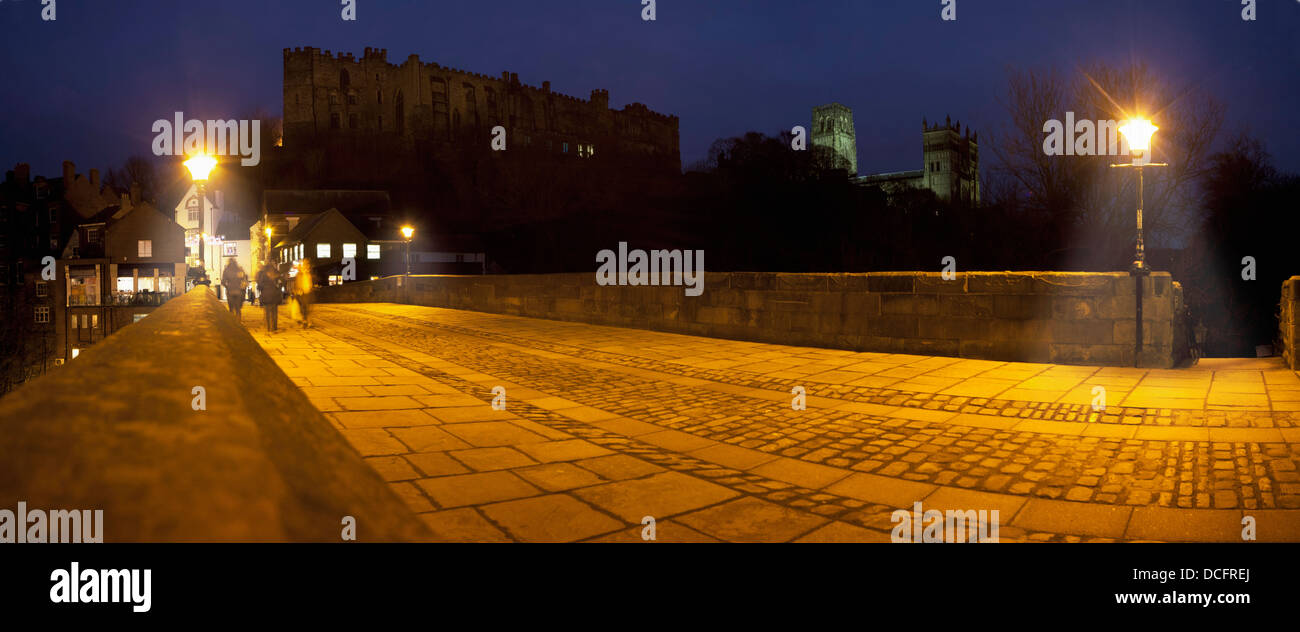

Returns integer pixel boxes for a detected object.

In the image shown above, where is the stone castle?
[283,47,681,171]
[812,104,979,205]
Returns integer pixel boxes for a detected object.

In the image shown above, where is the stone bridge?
[2,273,1300,542]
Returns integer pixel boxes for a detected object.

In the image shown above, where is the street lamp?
[1111,117,1168,366]
[400,225,414,277]
[183,154,217,275]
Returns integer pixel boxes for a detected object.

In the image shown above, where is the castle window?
[395,92,405,135]
[431,78,450,139]
[377,90,383,104]
[349,113,358,129]
[340,68,351,92]
[464,84,479,128]
[35,306,49,324]
[330,113,340,129]
[329,93,339,105]
[348,93,357,105]
[562,142,569,154]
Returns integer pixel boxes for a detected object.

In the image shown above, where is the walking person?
[293,258,315,329]
[221,258,248,320]
[256,263,283,333]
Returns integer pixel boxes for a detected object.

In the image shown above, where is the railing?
[0,288,430,542]
[110,290,177,306]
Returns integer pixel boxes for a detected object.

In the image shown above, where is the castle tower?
[812,103,857,175]
[922,115,979,204]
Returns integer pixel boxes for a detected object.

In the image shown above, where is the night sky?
[1,0,1297,181]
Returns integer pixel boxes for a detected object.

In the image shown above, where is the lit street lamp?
[401,225,415,277]
[183,154,217,274]
[1112,117,1168,366]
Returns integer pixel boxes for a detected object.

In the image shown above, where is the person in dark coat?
[221,259,248,320]
[255,263,284,333]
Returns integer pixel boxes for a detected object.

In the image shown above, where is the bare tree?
[989,62,1224,269]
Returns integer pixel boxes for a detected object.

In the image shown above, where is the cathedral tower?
[812,103,857,175]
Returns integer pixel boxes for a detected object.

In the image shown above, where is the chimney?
[130,182,141,206]
[62,160,74,184]
[15,163,30,184]
[90,168,100,190]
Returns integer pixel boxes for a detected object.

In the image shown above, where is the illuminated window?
[343,243,357,258]
[367,244,380,260]
[71,348,80,359]
[187,198,200,222]
[224,242,237,257]
[35,306,49,323]
[317,243,330,258]
[138,240,152,257]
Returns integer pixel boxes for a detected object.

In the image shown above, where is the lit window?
[138,240,152,257]
[317,243,331,258]
[367,244,381,260]
[71,348,80,359]
[562,142,569,153]
[91,314,98,328]
[224,242,237,257]
[343,243,357,258]
[86,227,101,244]
[71,315,79,329]
[35,306,50,323]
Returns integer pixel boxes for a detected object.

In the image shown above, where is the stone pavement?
[237,303,1300,542]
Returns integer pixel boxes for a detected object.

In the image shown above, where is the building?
[0,161,123,392]
[282,47,681,172]
[811,103,857,174]
[811,106,980,205]
[54,196,187,362]
[260,189,485,282]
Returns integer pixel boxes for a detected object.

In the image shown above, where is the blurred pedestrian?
[256,263,283,333]
[221,258,248,320]
[294,258,315,328]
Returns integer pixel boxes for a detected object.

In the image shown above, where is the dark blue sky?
[2,0,1297,179]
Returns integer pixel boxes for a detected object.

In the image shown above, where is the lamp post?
[183,154,217,278]
[264,226,273,269]
[1112,118,1167,367]
[401,225,415,277]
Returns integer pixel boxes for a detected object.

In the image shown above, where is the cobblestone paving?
[241,304,1300,542]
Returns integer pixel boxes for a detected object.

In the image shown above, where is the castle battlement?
[282,47,681,171]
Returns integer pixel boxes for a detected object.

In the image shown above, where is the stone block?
[881,294,939,316]
[992,295,1053,320]
[1029,273,1115,296]
[867,273,915,293]
[914,274,968,294]
[939,294,993,318]
[1049,319,1114,344]
[869,315,918,338]
[967,273,1033,294]
[918,317,991,340]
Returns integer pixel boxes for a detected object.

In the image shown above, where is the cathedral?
[812,104,980,205]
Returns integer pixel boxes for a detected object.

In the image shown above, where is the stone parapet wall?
[1281,277,1300,369]
[318,271,1183,368]
[0,288,429,542]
